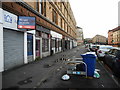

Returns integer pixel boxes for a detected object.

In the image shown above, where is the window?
[51,39,55,48]
[52,9,58,24]
[60,18,62,28]
[42,38,49,52]
[58,40,61,47]
[36,31,41,37]
[67,26,69,33]
[44,1,46,16]
[39,0,43,14]
[42,33,49,52]
[36,0,39,11]
[64,22,66,31]
[60,3,62,11]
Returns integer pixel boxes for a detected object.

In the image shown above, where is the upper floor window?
[52,9,58,24]
[60,18,62,29]
[39,0,43,14]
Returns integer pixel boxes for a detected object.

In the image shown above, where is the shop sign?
[18,16,36,29]
[50,31,62,39]
[3,10,18,30]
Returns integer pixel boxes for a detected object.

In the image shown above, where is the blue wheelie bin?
[81,53,96,77]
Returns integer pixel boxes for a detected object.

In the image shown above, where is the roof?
[111,47,120,50]
[109,26,120,32]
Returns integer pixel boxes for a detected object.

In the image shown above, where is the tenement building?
[76,26,84,46]
[108,26,120,47]
[92,34,107,44]
[0,0,77,71]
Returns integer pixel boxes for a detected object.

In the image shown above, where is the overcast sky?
[69,0,119,38]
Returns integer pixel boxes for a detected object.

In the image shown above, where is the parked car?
[104,47,120,77]
[85,44,90,51]
[90,45,98,51]
[89,44,99,52]
[96,45,113,60]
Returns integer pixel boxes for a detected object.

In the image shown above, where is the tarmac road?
[2,45,120,89]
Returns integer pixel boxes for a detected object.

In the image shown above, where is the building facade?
[76,26,84,46]
[108,30,113,45]
[92,35,107,44]
[0,0,77,72]
[108,26,120,47]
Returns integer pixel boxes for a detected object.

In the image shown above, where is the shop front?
[36,26,50,58]
[50,31,62,54]
[42,32,50,57]
[3,10,24,70]
[70,39,73,49]
[35,27,42,59]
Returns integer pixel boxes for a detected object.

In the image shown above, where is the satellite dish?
[62,74,70,80]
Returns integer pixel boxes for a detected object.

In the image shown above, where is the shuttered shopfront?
[3,29,24,70]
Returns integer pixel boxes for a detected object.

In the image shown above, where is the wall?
[23,0,37,10]
[0,8,3,72]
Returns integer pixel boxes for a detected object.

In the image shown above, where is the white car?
[97,45,113,59]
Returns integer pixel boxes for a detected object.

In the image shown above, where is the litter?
[94,71,100,78]
[62,74,70,80]
[95,69,100,72]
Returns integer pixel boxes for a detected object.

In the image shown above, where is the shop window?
[52,39,55,48]
[58,40,61,47]
[42,33,49,52]
[55,39,58,48]
[42,33,48,38]
[42,38,49,52]
[36,31,41,37]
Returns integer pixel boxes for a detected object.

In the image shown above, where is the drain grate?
[17,77,32,85]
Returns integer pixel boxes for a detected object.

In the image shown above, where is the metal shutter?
[3,29,24,70]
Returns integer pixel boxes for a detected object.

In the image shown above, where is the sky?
[69,0,119,38]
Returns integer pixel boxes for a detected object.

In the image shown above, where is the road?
[2,45,120,89]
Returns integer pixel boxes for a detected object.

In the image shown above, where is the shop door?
[55,39,57,52]
[36,40,40,57]
[27,34,33,62]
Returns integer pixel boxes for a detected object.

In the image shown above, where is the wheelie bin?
[81,53,96,77]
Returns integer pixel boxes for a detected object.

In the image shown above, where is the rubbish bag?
[94,71,100,78]
[76,63,84,71]
[62,74,70,80]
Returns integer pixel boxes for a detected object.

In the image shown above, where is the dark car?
[104,47,120,77]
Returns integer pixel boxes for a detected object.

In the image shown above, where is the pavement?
[2,45,120,89]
